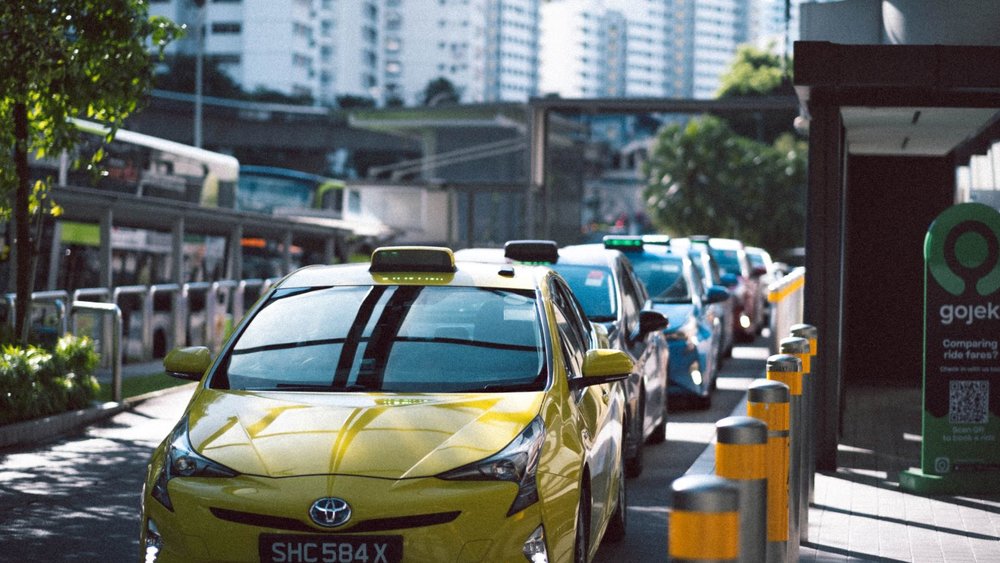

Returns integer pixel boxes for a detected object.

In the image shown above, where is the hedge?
[0,334,100,425]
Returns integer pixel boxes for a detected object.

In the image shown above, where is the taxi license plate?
[259,534,402,563]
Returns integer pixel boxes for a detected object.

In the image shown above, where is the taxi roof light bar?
[602,235,644,251]
[369,246,457,273]
[504,240,559,264]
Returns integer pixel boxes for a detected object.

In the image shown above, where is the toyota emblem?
[309,497,352,528]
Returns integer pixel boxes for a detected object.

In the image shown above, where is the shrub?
[0,334,100,425]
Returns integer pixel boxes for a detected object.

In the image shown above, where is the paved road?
[0,341,770,562]
[595,343,769,562]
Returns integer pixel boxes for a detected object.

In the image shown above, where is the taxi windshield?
[711,249,742,277]
[630,255,691,303]
[213,285,546,393]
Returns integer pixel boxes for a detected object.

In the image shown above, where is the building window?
[210,53,241,65]
[211,22,241,34]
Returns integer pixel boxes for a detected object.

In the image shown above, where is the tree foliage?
[643,115,806,252]
[154,54,245,99]
[716,44,798,144]
[716,44,792,99]
[642,44,806,253]
[0,1,180,343]
[421,77,461,106]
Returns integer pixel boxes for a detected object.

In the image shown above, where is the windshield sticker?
[585,270,605,287]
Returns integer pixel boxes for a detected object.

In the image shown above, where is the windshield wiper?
[259,383,375,392]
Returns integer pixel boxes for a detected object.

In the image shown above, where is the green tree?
[642,115,806,252]
[0,1,180,343]
[336,95,377,109]
[716,44,797,143]
[642,44,805,254]
[154,54,245,99]
[421,77,461,106]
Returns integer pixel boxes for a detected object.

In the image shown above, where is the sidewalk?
[801,385,1000,562]
[0,360,189,450]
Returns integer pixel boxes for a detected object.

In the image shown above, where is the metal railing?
[767,267,806,355]
[3,276,279,372]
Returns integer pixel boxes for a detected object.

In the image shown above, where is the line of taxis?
[138,239,736,562]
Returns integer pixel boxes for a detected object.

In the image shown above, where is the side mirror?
[705,285,731,304]
[720,273,739,288]
[638,309,669,335]
[570,349,634,389]
[751,265,768,278]
[164,346,213,381]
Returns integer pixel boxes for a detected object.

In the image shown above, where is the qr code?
[949,380,989,424]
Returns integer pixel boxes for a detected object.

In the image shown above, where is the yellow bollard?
[790,323,819,505]
[715,416,768,563]
[748,379,791,563]
[669,475,740,562]
[766,353,802,561]
[780,336,811,544]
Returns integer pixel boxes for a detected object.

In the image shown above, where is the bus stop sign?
[902,202,1000,494]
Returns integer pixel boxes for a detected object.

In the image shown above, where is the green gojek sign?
[901,202,1000,494]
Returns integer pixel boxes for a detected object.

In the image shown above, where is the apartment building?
[152,0,790,105]
[152,0,539,106]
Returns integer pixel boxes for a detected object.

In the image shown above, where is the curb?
[0,383,196,451]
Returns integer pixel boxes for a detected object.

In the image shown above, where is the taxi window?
[214,285,546,393]
[550,288,586,380]
[551,263,617,322]
[549,277,591,354]
[617,260,643,333]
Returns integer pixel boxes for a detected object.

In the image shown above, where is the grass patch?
[97,372,193,402]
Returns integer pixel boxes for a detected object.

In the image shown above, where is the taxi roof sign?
[641,234,672,246]
[369,246,456,273]
[504,240,559,264]
[602,236,643,251]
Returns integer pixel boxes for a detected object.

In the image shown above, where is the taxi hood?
[185,389,544,479]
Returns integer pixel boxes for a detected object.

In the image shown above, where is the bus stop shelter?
[793,40,1000,470]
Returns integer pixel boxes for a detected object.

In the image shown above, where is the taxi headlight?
[439,416,544,516]
[151,416,238,511]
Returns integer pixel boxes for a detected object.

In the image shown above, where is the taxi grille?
[210,507,461,533]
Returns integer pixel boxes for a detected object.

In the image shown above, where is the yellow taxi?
[140,246,634,563]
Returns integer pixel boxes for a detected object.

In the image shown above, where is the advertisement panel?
[901,202,1000,493]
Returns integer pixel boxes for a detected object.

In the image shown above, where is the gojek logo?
[926,203,1000,298]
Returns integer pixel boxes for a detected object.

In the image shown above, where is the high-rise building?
[385,0,539,105]
[150,0,329,101]
[151,0,784,106]
[152,0,539,106]
[539,0,625,98]
[683,0,752,99]
[320,0,383,105]
[540,0,666,99]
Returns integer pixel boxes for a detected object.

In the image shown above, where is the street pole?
[193,0,205,148]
